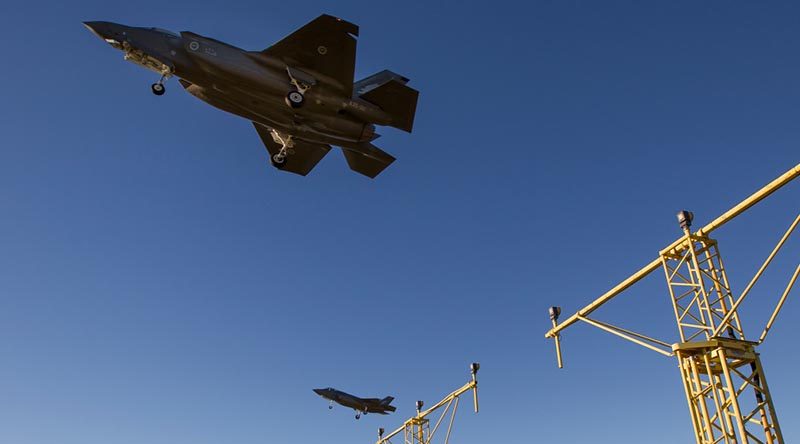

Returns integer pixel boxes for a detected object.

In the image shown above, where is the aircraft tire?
[285,91,305,108]
[271,153,287,168]
[151,83,166,96]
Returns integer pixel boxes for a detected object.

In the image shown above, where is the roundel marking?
[189,41,200,51]
[317,45,328,55]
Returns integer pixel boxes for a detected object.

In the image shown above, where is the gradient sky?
[1,1,799,443]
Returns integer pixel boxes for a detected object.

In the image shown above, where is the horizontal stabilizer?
[342,143,395,178]
[359,79,419,133]
[380,396,394,406]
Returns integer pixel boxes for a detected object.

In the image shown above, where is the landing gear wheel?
[151,83,166,96]
[271,153,287,168]
[285,90,305,108]
[355,413,361,420]
[328,405,333,410]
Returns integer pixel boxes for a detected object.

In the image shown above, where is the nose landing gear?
[150,69,172,96]
[151,82,166,95]
[121,42,173,97]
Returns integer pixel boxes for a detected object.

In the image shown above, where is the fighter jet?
[314,387,396,419]
[83,15,419,178]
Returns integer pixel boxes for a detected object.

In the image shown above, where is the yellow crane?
[375,363,479,444]
[545,163,800,444]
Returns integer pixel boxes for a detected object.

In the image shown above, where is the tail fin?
[356,71,419,133]
[381,396,396,412]
[342,143,395,178]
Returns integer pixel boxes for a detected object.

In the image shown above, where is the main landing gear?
[285,90,305,108]
[285,67,310,108]
[355,409,368,420]
[269,130,295,168]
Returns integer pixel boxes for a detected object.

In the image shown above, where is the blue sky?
[1,1,799,443]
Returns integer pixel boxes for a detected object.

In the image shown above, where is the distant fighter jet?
[83,15,419,178]
[314,387,396,419]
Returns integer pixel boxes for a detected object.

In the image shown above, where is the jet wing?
[261,14,359,96]
[253,123,331,176]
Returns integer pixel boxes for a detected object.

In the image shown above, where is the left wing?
[253,123,331,176]
[261,14,359,95]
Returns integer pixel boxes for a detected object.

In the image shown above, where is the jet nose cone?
[313,388,325,396]
[83,21,106,39]
[83,21,123,42]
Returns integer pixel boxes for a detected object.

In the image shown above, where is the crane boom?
[545,162,800,340]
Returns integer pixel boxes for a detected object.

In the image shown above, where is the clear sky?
[1,1,799,443]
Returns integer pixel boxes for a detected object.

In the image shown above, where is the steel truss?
[663,229,781,443]
[376,364,479,444]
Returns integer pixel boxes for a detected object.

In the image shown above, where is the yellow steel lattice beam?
[376,364,479,444]
[545,162,800,341]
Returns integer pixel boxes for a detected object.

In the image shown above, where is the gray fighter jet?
[314,387,396,419]
[83,15,419,178]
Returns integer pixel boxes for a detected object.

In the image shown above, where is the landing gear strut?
[150,69,172,96]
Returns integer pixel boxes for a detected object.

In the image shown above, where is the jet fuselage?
[314,387,396,416]
[83,21,386,148]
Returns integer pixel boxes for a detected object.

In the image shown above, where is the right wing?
[253,123,331,176]
[261,14,359,95]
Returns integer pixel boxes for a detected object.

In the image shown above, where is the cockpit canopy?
[149,27,179,38]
